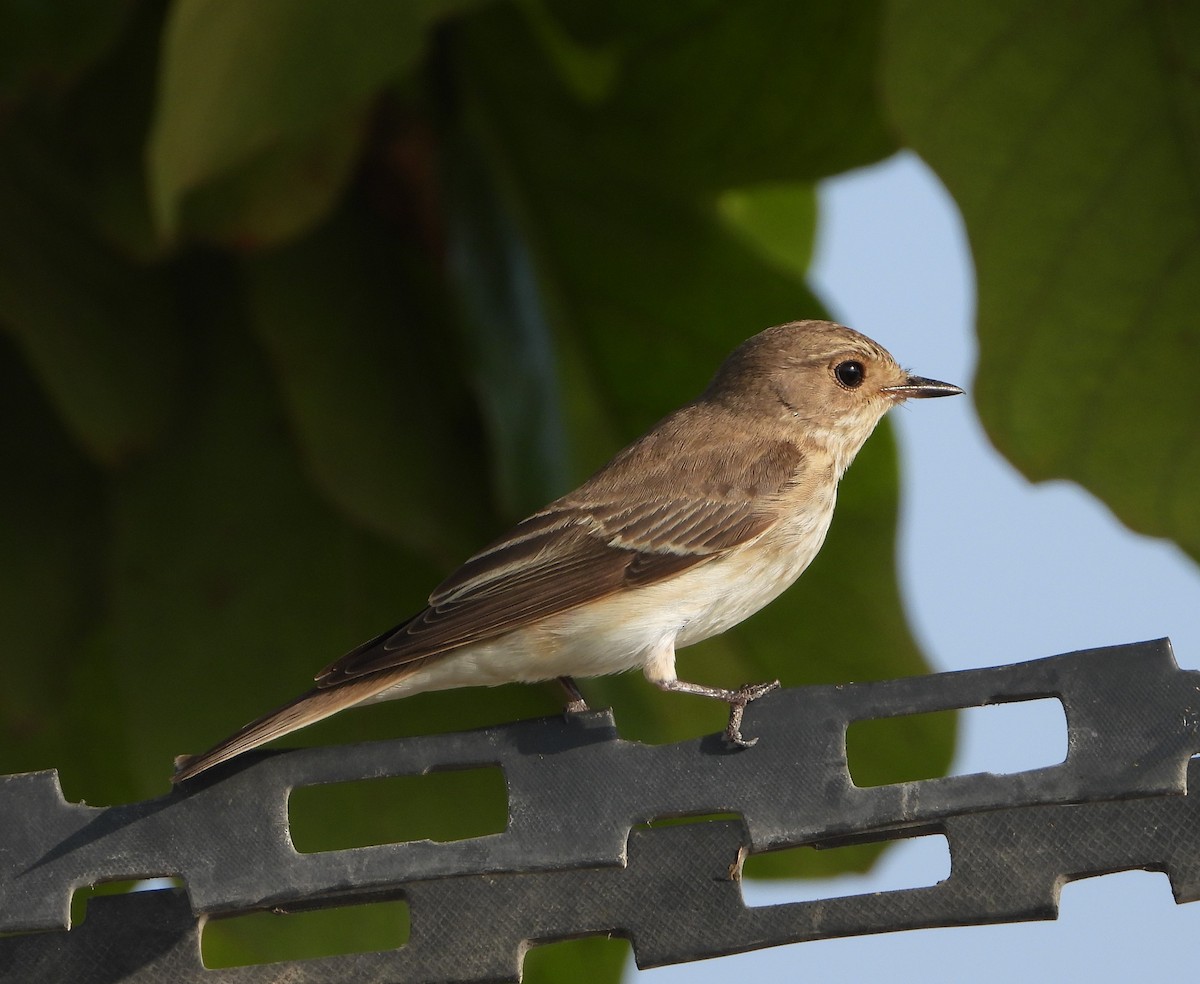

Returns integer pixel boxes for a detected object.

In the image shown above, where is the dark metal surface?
[5,759,1200,983]
[1,639,1198,981]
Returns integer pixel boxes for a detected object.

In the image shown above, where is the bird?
[172,319,961,782]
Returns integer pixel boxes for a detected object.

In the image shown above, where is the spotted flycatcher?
[173,320,961,781]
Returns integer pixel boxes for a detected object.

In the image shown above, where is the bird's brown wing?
[317,436,804,686]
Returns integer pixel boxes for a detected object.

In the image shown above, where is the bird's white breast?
[367,489,838,701]
[672,502,834,648]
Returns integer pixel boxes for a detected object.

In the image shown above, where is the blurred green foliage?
[1,0,1194,976]
[886,0,1200,562]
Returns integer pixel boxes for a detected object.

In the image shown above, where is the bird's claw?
[725,729,759,748]
[723,679,781,748]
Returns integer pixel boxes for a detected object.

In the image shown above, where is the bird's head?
[704,320,962,474]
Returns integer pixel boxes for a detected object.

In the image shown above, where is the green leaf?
[0,139,182,466]
[0,0,129,106]
[148,0,480,238]
[48,0,171,264]
[178,103,367,250]
[489,0,895,198]
[243,207,491,565]
[883,0,1200,562]
[718,182,819,280]
[0,336,129,799]
[517,0,626,103]
[597,0,893,190]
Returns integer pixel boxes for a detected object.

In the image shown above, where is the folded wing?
[317,433,803,686]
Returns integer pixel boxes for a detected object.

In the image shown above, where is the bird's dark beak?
[882,374,964,399]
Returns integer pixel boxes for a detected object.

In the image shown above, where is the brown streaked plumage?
[172,320,961,782]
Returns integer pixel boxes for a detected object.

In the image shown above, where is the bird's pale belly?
[370,507,834,700]
[677,509,834,649]
[673,536,821,648]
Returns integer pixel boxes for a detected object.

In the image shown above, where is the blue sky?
[632,152,1200,982]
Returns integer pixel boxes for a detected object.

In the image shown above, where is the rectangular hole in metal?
[522,935,632,980]
[847,697,1067,787]
[201,899,408,968]
[70,877,184,927]
[288,766,507,853]
[1059,868,1174,911]
[741,832,951,907]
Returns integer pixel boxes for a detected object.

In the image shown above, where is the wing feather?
[317,427,804,685]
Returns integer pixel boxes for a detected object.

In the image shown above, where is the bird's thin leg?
[558,676,590,714]
[653,678,781,747]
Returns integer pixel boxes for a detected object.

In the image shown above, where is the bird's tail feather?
[171,676,395,783]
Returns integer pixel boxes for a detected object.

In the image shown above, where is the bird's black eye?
[834,360,865,388]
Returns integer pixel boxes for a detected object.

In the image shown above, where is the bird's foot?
[723,680,781,747]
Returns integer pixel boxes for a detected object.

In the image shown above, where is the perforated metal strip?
[1,639,1198,982]
[5,759,1200,983]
